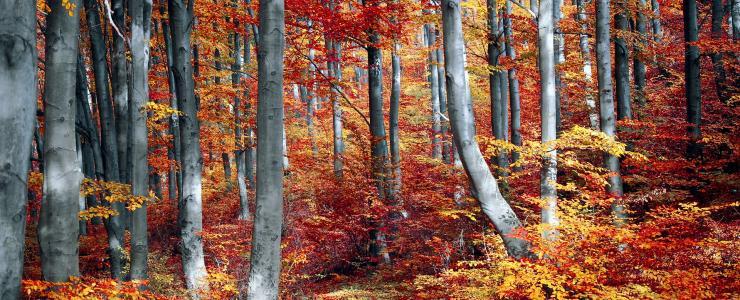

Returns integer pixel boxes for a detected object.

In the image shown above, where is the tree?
[577,0,599,130]
[38,0,82,282]
[615,1,632,120]
[710,0,729,104]
[684,0,701,158]
[168,0,209,292]
[0,0,37,296]
[488,0,509,174]
[504,0,523,168]
[233,28,250,221]
[112,0,130,184]
[247,0,286,297]
[441,0,530,259]
[539,0,559,233]
[425,23,443,160]
[595,0,625,221]
[129,0,152,281]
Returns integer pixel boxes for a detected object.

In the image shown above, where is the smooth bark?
[0,0,37,296]
[577,0,599,130]
[539,0,559,233]
[247,0,286,297]
[425,24,443,159]
[615,3,633,120]
[442,0,531,259]
[684,0,702,157]
[39,0,82,282]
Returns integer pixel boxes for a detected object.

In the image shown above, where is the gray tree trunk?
[651,0,663,41]
[615,4,632,120]
[442,0,531,259]
[436,47,451,164]
[129,0,152,281]
[233,30,250,220]
[733,0,740,40]
[168,0,209,293]
[504,0,522,169]
[539,0,559,234]
[83,0,127,279]
[425,24,443,159]
[329,37,344,178]
[577,0,599,130]
[390,42,402,201]
[684,0,702,157]
[112,0,130,184]
[244,35,256,188]
[596,0,626,221]
[0,0,37,296]
[247,0,285,297]
[39,0,82,282]
[161,2,182,202]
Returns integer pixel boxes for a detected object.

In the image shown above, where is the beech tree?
[38,0,82,282]
[0,0,37,297]
[539,0,558,232]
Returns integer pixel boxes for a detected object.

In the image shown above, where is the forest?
[0,0,738,298]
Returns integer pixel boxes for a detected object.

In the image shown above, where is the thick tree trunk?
[425,24,443,159]
[684,0,702,158]
[615,4,633,120]
[442,0,531,259]
[0,1,37,296]
[112,0,130,184]
[577,0,599,130]
[83,0,126,279]
[169,0,209,293]
[596,0,626,221]
[39,0,82,282]
[129,0,152,281]
[247,0,286,297]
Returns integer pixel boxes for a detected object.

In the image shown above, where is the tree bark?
[329,35,344,178]
[390,42,402,202]
[0,0,37,296]
[684,0,702,158]
[504,0,522,169]
[577,0,599,130]
[539,0,559,234]
[425,24,443,160]
[39,0,82,282]
[651,0,663,41]
[233,29,250,220]
[161,2,182,202]
[596,0,626,221]
[112,0,130,184]
[442,0,531,259]
[129,0,152,281]
[710,0,729,104]
[634,0,648,104]
[247,0,285,297]
[615,3,633,120]
[169,0,209,293]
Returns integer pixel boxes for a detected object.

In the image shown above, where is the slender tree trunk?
[0,1,37,296]
[306,44,319,157]
[710,0,729,104]
[169,0,209,293]
[39,0,82,282]
[247,0,285,297]
[161,2,182,203]
[112,0,130,184]
[596,0,626,222]
[390,42,402,202]
[634,0,648,104]
[214,49,234,187]
[651,0,663,41]
[436,47,451,164]
[539,0,559,234]
[129,0,152,280]
[244,34,256,188]
[684,0,702,158]
[84,0,128,279]
[505,0,522,169]
[615,3,633,120]
[487,0,502,140]
[233,29,250,220]
[442,0,531,259]
[733,0,740,40]
[577,0,599,130]
[329,36,344,178]
[553,0,564,134]
[425,24,443,159]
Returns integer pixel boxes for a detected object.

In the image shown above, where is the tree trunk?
[112,0,130,184]
[83,0,127,279]
[436,47,451,164]
[39,0,82,282]
[129,0,152,281]
[634,0,648,104]
[710,0,729,104]
[596,0,626,221]
[247,0,285,297]
[244,35,256,188]
[504,0,522,170]
[684,0,702,158]
[233,29,250,220]
[425,24,443,159]
[169,0,209,293]
[651,0,663,41]
[329,36,344,178]
[441,0,531,259]
[0,0,37,296]
[577,0,599,130]
[390,42,402,202]
[161,2,182,202]
[615,4,633,120]
[733,0,740,40]
[539,0,559,234]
